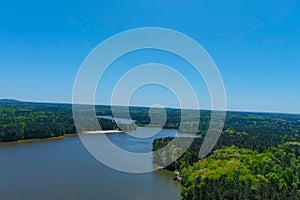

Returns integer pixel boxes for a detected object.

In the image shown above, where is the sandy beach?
[81,130,124,134]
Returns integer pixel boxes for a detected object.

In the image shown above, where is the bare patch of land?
[81,130,124,134]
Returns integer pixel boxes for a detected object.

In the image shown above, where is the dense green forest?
[1,99,299,143]
[151,109,300,199]
[153,141,300,199]
[0,100,139,141]
[180,143,300,200]
[1,99,300,199]
[0,100,76,141]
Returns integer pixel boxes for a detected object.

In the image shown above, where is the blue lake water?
[0,128,181,200]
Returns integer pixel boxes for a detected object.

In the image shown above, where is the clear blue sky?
[0,0,299,113]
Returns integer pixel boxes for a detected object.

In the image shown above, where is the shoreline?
[81,130,124,134]
[0,130,125,144]
[0,135,70,144]
[0,128,190,144]
[0,128,197,144]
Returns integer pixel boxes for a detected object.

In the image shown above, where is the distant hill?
[0,99,23,104]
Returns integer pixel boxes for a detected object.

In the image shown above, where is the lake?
[0,128,181,200]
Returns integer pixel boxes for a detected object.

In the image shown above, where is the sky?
[0,0,300,113]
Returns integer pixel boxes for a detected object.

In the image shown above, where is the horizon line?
[1,98,300,116]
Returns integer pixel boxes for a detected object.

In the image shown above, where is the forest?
[1,99,299,144]
[0,100,132,141]
[0,100,76,141]
[180,143,300,200]
[151,109,300,199]
[1,99,300,199]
